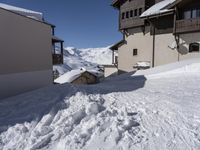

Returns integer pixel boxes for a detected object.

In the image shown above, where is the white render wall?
[179,32,200,60]
[118,27,153,73]
[154,33,179,66]
[117,28,200,73]
[104,66,118,77]
[0,70,53,100]
[0,8,53,99]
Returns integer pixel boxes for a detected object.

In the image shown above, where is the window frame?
[133,49,138,56]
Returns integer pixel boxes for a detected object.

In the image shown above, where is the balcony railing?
[53,54,63,65]
[120,18,145,29]
[176,18,200,34]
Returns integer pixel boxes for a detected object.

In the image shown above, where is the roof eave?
[110,40,126,51]
[140,9,174,19]
[0,7,54,27]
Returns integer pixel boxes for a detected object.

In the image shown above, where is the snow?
[54,68,86,84]
[54,68,102,84]
[53,46,112,76]
[0,3,43,21]
[1,58,200,149]
[140,0,175,17]
[134,61,151,68]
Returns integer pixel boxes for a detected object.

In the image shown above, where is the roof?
[140,0,176,18]
[112,0,120,8]
[0,3,55,27]
[110,40,126,51]
[0,3,43,21]
[54,68,102,84]
[111,0,127,8]
[52,36,64,43]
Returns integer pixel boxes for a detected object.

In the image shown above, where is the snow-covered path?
[1,60,200,150]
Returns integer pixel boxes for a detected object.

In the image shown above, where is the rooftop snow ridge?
[140,0,176,18]
[0,3,43,21]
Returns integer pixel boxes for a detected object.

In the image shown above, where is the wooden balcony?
[120,18,144,29]
[175,18,200,34]
[53,54,63,65]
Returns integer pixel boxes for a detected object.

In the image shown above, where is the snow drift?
[1,58,200,150]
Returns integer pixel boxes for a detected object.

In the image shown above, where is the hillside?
[1,59,200,150]
[53,46,112,75]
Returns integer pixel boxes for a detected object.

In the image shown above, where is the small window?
[133,49,138,56]
[134,9,138,17]
[126,11,129,18]
[139,8,143,15]
[184,10,191,19]
[130,10,133,17]
[189,43,199,52]
[122,12,125,19]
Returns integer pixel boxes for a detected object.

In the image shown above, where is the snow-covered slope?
[53,46,112,76]
[1,59,200,150]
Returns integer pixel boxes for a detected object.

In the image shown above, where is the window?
[122,12,125,19]
[189,43,199,52]
[126,11,129,18]
[183,9,200,19]
[134,9,138,17]
[192,9,200,18]
[130,10,133,17]
[133,49,138,56]
[139,8,143,15]
[184,10,191,19]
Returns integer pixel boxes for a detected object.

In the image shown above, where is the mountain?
[53,46,112,76]
[1,58,200,150]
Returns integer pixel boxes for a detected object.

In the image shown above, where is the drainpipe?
[61,41,64,64]
[152,25,155,67]
[148,18,155,68]
[112,50,115,64]
[173,7,180,62]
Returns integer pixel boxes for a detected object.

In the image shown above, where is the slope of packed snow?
[53,46,112,76]
[1,59,200,150]
[140,0,175,17]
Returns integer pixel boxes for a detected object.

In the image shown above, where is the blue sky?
[1,0,122,48]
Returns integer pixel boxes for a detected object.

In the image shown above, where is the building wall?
[154,33,179,66]
[0,8,53,99]
[117,29,200,73]
[179,32,200,60]
[72,72,97,84]
[118,27,153,73]
[104,65,118,77]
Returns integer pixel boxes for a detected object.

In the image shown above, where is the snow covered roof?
[54,68,101,84]
[0,3,43,21]
[140,0,176,18]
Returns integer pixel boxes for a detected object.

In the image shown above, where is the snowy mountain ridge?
[53,46,112,75]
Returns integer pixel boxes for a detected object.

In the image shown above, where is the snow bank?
[0,3,43,21]
[1,58,200,149]
[140,0,175,17]
[133,58,200,79]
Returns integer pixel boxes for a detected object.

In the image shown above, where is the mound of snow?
[133,58,200,79]
[1,59,200,150]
